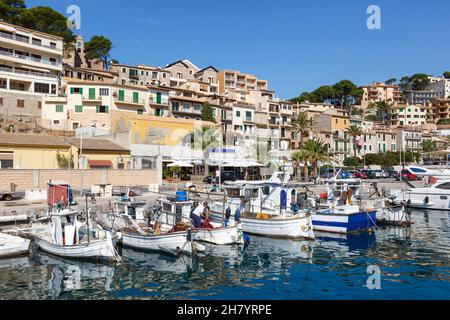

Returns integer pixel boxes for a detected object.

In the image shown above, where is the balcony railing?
[0,31,61,52]
[0,66,57,79]
[0,49,61,67]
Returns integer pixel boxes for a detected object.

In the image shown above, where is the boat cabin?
[115,200,147,222]
[158,197,193,225]
[50,209,80,246]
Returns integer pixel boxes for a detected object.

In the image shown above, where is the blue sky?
[28,0,450,99]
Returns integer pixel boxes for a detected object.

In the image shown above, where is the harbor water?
[0,209,449,300]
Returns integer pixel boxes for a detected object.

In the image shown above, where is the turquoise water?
[0,210,449,300]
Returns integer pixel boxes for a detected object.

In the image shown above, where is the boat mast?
[85,193,90,243]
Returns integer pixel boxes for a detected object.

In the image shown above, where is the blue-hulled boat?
[311,177,377,234]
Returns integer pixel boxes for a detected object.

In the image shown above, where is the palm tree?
[291,150,308,182]
[292,112,313,148]
[347,125,363,158]
[303,139,329,177]
[185,126,220,175]
[422,139,437,153]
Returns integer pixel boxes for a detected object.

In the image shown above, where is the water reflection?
[37,254,115,298]
[0,209,449,299]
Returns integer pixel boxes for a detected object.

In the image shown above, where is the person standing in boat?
[190,201,203,228]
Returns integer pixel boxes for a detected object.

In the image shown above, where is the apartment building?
[110,63,170,87]
[170,87,207,121]
[403,90,439,105]
[395,127,423,152]
[148,85,171,117]
[0,21,63,121]
[314,109,351,165]
[41,79,150,131]
[388,104,430,126]
[427,78,450,100]
[291,102,346,150]
[431,99,450,123]
[360,82,402,108]
[217,70,267,94]
[63,65,115,83]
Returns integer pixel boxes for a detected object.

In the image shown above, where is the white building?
[0,21,62,95]
[427,78,450,100]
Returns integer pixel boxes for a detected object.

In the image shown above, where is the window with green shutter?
[55,104,63,112]
[133,92,139,103]
[156,92,161,104]
[118,90,125,101]
[89,88,96,100]
[96,106,109,113]
[137,109,144,115]
[75,105,83,113]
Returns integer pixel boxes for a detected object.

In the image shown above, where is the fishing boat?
[209,172,315,239]
[94,200,205,256]
[0,232,30,259]
[311,178,377,234]
[155,197,245,245]
[32,207,119,262]
[392,166,450,211]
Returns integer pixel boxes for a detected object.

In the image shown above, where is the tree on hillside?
[200,102,216,123]
[385,78,397,86]
[84,35,113,70]
[399,76,412,91]
[290,91,319,103]
[443,71,450,79]
[410,73,430,90]
[312,85,336,103]
[0,0,25,23]
[13,6,76,58]
[332,80,363,109]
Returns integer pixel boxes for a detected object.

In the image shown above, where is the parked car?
[396,169,417,181]
[338,171,354,179]
[361,169,377,179]
[386,170,398,179]
[352,171,368,179]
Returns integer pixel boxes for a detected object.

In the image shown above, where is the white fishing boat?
[121,229,205,256]
[32,208,119,262]
[0,232,30,259]
[155,197,245,245]
[392,166,450,211]
[95,200,205,256]
[210,172,315,239]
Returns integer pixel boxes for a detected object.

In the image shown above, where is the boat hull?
[376,206,411,226]
[193,224,244,245]
[0,233,30,259]
[312,210,377,234]
[394,190,450,211]
[34,236,116,261]
[210,211,315,239]
[122,231,202,255]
